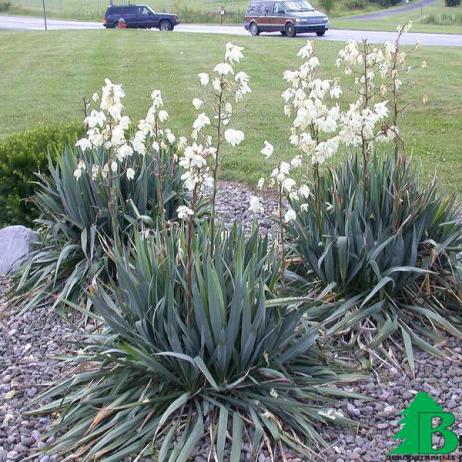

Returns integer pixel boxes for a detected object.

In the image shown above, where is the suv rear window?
[108,5,143,14]
[107,6,131,15]
[138,6,152,14]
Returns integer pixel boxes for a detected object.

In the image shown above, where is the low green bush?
[286,154,462,369]
[343,0,368,10]
[0,123,84,227]
[33,224,362,461]
[422,11,462,24]
[370,0,402,7]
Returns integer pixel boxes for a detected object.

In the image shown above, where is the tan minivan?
[244,0,329,37]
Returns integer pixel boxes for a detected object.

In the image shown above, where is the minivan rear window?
[247,1,273,14]
[262,2,272,13]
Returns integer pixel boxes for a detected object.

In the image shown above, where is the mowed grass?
[333,0,462,34]
[1,30,461,193]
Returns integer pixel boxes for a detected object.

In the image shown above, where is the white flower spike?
[248,195,264,214]
[261,141,274,159]
[284,208,297,223]
[214,62,234,76]
[224,129,244,147]
[192,98,203,110]
[75,138,92,152]
[126,168,135,181]
[177,205,195,220]
[225,42,244,65]
[198,73,209,86]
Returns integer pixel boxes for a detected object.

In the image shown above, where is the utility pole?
[42,0,48,31]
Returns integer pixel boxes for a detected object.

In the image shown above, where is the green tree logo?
[390,392,459,455]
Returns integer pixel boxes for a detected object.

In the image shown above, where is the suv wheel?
[250,22,260,36]
[285,22,296,37]
[316,30,326,36]
[160,20,173,31]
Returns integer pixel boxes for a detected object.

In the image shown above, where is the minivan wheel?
[160,20,173,31]
[250,22,260,36]
[316,30,326,36]
[285,22,296,37]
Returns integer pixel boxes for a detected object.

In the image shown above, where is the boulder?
[0,226,38,275]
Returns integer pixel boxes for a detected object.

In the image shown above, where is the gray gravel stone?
[215,181,277,234]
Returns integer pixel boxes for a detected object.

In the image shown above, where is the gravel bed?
[1,181,462,462]
[319,339,462,461]
[216,181,278,234]
[0,276,78,462]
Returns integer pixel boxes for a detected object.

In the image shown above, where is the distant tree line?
[0,1,11,12]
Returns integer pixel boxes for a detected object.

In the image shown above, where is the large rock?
[0,226,38,275]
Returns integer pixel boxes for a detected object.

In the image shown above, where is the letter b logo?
[390,392,460,456]
[418,412,459,454]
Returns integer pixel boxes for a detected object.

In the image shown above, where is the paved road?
[0,15,101,30]
[1,15,461,47]
[176,23,462,46]
[348,0,436,20]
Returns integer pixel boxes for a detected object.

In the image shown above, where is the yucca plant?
[32,224,362,461]
[11,144,188,312]
[286,153,462,370]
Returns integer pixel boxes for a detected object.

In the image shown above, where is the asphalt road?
[0,15,101,30]
[1,15,461,47]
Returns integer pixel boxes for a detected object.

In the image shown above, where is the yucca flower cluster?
[176,42,251,223]
[253,21,423,225]
[283,41,343,166]
[74,80,183,185]
[75,79,132,175]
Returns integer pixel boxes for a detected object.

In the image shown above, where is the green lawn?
[1,30,462,193]
[333,0,462,34]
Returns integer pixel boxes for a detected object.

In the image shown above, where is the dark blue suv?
[104,4,179,30]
